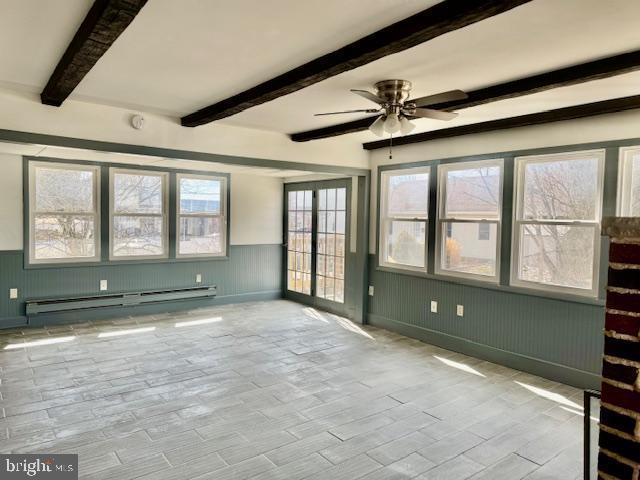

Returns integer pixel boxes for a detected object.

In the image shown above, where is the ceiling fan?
[315,80,468,136]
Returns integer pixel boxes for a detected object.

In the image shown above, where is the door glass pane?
[316,187,346,303]
[287,190,312,295]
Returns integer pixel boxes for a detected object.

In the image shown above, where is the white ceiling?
[1,0,640,143]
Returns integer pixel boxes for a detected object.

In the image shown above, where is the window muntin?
[379,167,430,271]
[618,146,640,216]
[177,174,226,257]
[511,150,605,296]
[110,169,168,259]
[436,159,503,281]
[29,162,100,264]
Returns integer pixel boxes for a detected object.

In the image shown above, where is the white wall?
[369,109,640,253]
[0,88,368,169]
[0,155,283,251]
[230,173,282,245]
[0,154,23,250]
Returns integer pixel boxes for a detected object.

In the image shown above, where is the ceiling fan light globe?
[369,116,385,136]
[399,116,415,135]
[384,113,400,134]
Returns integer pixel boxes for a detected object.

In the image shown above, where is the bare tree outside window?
[513,150,605,294]
[111,170,167,258]
[30,163,100,262]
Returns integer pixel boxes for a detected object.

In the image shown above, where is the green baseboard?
[368,313,600,390]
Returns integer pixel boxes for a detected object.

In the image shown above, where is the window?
[436,159,503,281]
[177,174,227,257]
[511,150,605,296]
[110,169,168,259]
[28,161,100,264]
[478,223,491,241]
[618,146,640,216]
[379,167,430,271]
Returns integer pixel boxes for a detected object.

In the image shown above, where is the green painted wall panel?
[368,255,604,379]
[0,245,282,325]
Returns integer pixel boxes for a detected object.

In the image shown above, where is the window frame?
[109,167,169,261]
[378,165,431,273]
[510,149,606,297]
[435,158,504,283]
[617,145,640,216]
[176,172,228,259]
[28,161,101,265]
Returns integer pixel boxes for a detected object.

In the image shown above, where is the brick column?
[599,218,640,480]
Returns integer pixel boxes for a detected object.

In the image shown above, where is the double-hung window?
[110,168,169,260]
[618,146,640,216]
[28,161,100,264]
[177,173,227,257]
[436,159,503,281]
[511,150,605,296]
[379,166,430,271]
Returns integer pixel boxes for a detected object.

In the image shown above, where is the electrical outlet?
[368,285,374,296]
[100,280,108,291]
[456,304,464,317]
[9,288,18,299]
[196,274,202,284]
[430,300,438,313]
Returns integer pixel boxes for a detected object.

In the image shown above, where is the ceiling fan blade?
[409,107,458,121]
[314,108,380,116]
[350,89,383,105]
[411,89,468,107]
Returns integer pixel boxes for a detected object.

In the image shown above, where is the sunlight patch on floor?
[302,307,329,323]
[4,336,76,350]
[98,327,156,338]
[175,317,223,328]
[515,381,583,409]
[560,405,599,422]
[434,355,486,377]
[331,315,374,340]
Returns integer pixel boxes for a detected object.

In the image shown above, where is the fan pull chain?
[389,133,393,160]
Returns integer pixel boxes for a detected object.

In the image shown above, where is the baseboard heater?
[26,285,217,316]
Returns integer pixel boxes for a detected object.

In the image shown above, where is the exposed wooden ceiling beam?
[291,49,640,142]
[41,0,148,107]
[362,95,640,150]
[180,0,533,127]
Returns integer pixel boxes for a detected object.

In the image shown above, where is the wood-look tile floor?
[0,300,593,479]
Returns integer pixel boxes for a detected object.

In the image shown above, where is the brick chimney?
[599,218,640,479]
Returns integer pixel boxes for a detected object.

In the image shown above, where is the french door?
[284,179,350,315]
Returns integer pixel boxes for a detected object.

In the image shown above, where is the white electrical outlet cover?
[100,280,108,291]
[9,288,18,299]
[456,305,464,317]
[196,274,202,283]
[430,301,438,313]
[368,286,374,296]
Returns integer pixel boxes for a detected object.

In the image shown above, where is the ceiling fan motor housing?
[374,79,412,108]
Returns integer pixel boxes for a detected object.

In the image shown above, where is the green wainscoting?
[0,245,282,328]
[367,256,604,389]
